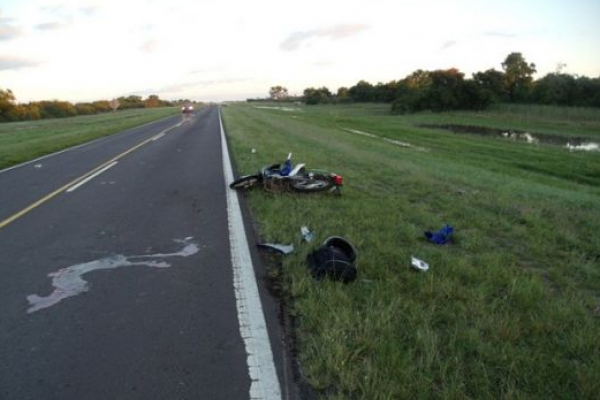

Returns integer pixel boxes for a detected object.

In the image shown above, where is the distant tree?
[91,100,111,113]
[23,103,41,120]
[403,70,432,91]
[0,88,16,122]
[303,87,332,105]
[460,80,495,110]
[473,69,507,102]
[118,95,144,109]
[392,68,492,113]
[532,73,577,106]
[420,68,464,111]
[37,100,77,118]
[532,73,600,107]
[501,52,536,102]
[348,80,375,102]
[4,105,29,121]
[576,76,600,107]
[373,81,398,102]
[75,103,97,115]
[336,87,349,98]
[391,83,422,113]
[144,95,161,108]
[269,86,289,100]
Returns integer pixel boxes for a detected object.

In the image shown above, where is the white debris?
[566,142,600,152]
[300,226,314,242]
[411,256,429,272]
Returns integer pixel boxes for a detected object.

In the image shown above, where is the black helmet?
[323,236,357,263]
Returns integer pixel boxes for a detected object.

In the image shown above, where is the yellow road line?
[0,124,180,231]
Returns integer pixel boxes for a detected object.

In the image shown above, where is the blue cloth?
[425,224,454,245]
[279,159,292,176]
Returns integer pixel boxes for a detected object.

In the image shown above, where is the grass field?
[0,107,179,170]
[222,103,600,400]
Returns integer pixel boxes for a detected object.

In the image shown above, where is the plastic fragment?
[300,226,314,242]
[257,243,294,255]
[411,256,429,272]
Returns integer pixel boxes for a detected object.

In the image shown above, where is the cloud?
[162,78,251,93]
[140,39,159,53]
[79,6,99,17]
[0,56,39,71]
[0,17,22,40]
[40,3,100,19]
[128,78,252,97]
[189,67,225,75]
[313,61,335,67]
[483,31,517,38]
[35,21,69,31]
[280,24,369,51]
[440,40,458,50]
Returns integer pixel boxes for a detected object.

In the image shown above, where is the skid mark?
[27,238,199,314]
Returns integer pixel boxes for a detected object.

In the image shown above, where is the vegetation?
[0,107,179,170]
[269,86,290,100]
[222,103,600,400]
[0,88,195,123]
[262,53,600,113]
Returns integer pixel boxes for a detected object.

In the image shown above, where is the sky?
[0,0,599,103]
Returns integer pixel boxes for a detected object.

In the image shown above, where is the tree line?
[0,90,192,123]
[266,53,600,113]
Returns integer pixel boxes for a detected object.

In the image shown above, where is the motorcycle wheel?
[229,175,260,190]
[290,174,334,192]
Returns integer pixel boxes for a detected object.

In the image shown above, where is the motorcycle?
[229,153,343,194]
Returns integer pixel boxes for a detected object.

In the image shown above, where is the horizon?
[1,0,599,103]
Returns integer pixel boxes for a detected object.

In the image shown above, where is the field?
[221,103,600,400]
[0,107,179,170]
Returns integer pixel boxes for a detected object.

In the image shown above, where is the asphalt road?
[0,107,286,400]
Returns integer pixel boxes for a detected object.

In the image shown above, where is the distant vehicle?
[181,105,194,114]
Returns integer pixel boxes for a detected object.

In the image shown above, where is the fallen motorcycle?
[229,153,343,194]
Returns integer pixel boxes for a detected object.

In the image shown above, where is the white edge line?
[66,161,118,193]
[152,132,166,141]
[0,113,180,176]
[218,108,282,400]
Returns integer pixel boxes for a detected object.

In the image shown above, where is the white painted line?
[66,161,118,193]
[152,132,165,141]
[219,109,282,400]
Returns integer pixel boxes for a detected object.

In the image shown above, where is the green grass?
[0,107,179,170]
[222,103,600,400]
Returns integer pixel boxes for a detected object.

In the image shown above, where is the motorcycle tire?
[229,174,260,190]
[290,174,334,193]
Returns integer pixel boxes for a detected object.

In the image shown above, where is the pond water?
[419,124,599,152]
